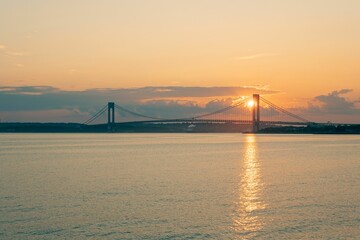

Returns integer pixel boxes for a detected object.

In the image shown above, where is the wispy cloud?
[233,53,276,61]
[6,51,29,57]
[0,43,29,57]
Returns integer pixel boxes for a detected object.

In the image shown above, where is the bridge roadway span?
[114,119,311,126]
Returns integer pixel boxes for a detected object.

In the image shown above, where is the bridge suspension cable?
[113,97,250,122]
[114,104,166,120]
[192,97,249,119]
[260,97,310,123]
[83,104,108,125]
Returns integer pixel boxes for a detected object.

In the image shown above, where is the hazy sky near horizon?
[0,0,359,122]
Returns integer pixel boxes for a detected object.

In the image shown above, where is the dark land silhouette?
[1,122,359,134]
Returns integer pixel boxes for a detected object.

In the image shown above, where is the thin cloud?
[5,51,29,57]
[153,88,174,93]
[0,87,17,92]
[0,44,29,57]
[233,53,276,61]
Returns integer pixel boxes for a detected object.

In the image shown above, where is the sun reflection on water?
[232,134,266,238]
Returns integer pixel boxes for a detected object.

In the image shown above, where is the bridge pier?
[252,94,260,133]
[108,102,115,131]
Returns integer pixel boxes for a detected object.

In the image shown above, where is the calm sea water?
[0,133,359,239]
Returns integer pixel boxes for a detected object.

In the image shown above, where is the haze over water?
[1,133,359,239]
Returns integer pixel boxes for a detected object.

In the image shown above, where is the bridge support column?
[252,94,260,133]
[108,102,115,131]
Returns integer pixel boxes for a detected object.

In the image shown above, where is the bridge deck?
[112,119,311,126]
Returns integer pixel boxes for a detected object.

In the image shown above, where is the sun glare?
[247,100,255,108]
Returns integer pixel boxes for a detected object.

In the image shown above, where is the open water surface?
[0,133,359,239]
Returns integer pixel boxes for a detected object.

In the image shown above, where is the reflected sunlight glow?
[232,134,266,239]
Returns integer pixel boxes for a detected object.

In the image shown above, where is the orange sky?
[0,0,360,108]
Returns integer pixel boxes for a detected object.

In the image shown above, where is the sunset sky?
[0,0,359,123]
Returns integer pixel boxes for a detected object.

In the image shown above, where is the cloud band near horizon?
[0,86,358,123]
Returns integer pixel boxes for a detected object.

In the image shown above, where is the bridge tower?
[108,102,115,131]
[252,94,260,132]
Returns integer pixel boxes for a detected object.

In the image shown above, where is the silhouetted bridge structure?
[83,94,316,132]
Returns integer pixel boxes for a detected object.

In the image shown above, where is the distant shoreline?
[1,122,359,134]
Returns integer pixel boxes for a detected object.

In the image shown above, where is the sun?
[247,100,255,108]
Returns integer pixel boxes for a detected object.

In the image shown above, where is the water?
[0,133,359,239]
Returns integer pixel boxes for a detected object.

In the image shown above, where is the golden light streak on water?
[232,134,266,239]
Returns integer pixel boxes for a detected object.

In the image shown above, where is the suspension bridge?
[83,94,315,133]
